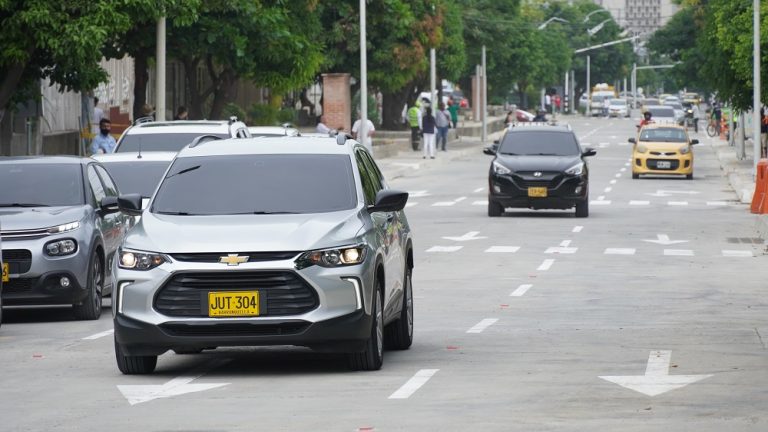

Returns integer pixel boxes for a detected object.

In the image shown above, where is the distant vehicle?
[92,152,176,213]
[682,92,702,105]
[516,109,536,122]
[608,99,630,118]
[663,102,686,124]
[644,105,677,124]
[630,124,698,179]
[0,156,129,319]
[114,119,250,153]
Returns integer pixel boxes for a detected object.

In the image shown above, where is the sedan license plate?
[2,262,8,282]
[208,291,260,317]
[528,187,547,197]
[656,161,672,169]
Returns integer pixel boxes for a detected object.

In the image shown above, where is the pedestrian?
[554,95,562,113]
[91,97,104,138]
[760,106,768,158]
[603,97,611,118]
[91,118,117,154]
[174,106,188,120]
[421,107,436,159]
[435,102,450,152]
[711,103,723,135]
[135,104,155,124]
[504,111,515,126]
[316,115,331,134]
[691,103,700,133]
[352,110,376,155]
[407,102,422,151]
[447,99,460,137]
[545,93,552,114]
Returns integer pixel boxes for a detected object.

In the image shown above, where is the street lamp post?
[753,0,761,171]
[359,0,368,152]
[155,17,166,121]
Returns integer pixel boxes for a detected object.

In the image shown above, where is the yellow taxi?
[629,123,698,179]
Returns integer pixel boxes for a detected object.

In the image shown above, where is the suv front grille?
[159,322,310,337]
[2,249,32,273]
[170,251,300,263]
[154,271,319,317]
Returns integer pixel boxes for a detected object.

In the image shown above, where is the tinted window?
[87,166,106,203]
[649,107,675,117]
[116,133,229,152]
[499,131,580,156]
[639,128,688,142]
[0,164,84,207]
[152,154,357,215]
[99,161,170,197]
[355,151,377,205]
[94,166,119,197]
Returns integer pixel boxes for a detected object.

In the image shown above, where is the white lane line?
[467,318,499,334]
[598,195,606,201]
[722,250,753,257]
[473,187,485,193]
[485,246,520,253]
[537,259,555,271]
[472,200,488,206]
[510,284,533,297]
[610,180,617,185]
[82,329,114,340]
[604,187,612,193]
[426,246,463,253]
[664,249,694,256]
[560,240,572,247]
[591,200,612,205]
[706,201,729,206]
[629,200,650,206]
[605,248,636,255]
[388,369,440,399]
[620,168,627,172]
[545,247,578,254]
[573,226,584,233]
[454,197,467,203]
[668,201,689,206]
[624,162,630,167]
[615,173,622,178]
[405,202,419,208]
[432,202,456,207]
[409,190,430,198]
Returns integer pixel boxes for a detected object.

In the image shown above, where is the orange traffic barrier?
[750,159,768,214]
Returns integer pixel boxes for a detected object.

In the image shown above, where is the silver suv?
[113,135,414,374]
[114,119,250,153]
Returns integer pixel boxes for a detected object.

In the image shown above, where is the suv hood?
[0,206,87,231]
[495,155,581,172]
[125,209,364,253]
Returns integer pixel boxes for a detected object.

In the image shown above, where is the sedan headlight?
[48,221,80,234]
[679,146,690,155]
[492,161,511,175]
[118,248,170,271]
[635,144,648,154]
[295,245,367,269]
[45,239,78,256]
[565,163,584,176]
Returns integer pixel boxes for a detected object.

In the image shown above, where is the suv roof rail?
[228,116,239,125]
[134,116,154,125]
[335,132,353,145]
[189,134,224,148]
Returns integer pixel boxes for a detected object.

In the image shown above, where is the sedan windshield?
[0,164,84,206]
[99,161,171,197]
[610,100,627,106]
[639,128,688,142]
[499,131,580,156]
[152,154,357,215]
[649,107,675,118]
[117,133,229,153]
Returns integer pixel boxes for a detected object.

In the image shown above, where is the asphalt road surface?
[2,115,766,432]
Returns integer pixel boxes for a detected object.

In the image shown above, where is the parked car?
[484,124,596,218]
[92,152,176,213]
[630,124,698,179]
[113,134,414,374]
[114,119,250,153]
[0,157,129,319]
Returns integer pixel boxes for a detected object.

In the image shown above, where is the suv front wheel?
[348,280,384,371]
[115,337,157,375]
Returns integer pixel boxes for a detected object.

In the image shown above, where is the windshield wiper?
[532,153,560,156]
[499,152,519,155]
[0,203,51,207]
[165,165,201,178]
[250,211,299,215]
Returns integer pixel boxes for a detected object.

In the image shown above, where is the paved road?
[1,116,766,431]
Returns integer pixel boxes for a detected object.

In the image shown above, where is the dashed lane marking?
[485,246,521,253]
[560,240,572,247]
[706,201,729,206]
[629,200,650,205]
[668,201,689,206]
[722,250,754,257]
[537,259,555,271]
[473,187,485,193]
[82,329,114,340]
[432,202,456,207]
[610,180,617,184]
[545,247,578,254]
[591,200,612,205]
[472,200,488,206]
[405,202,418,208]
[604,187,612,193]
[388,369,440,400]
[467,318,499,334]
[605,248,636,255]
[510,284,533,297]
[573,226,584,233]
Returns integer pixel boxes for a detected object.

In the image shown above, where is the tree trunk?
[209,70,235,120]
[133,53,150,121]
[182,57,208,120]
[0,61,28,120]
[381,88,411,130]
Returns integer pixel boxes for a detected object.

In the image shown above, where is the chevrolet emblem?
[534,172,543,177]
[219,254,249,266]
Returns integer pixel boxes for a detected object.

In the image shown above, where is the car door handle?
[386,213,395,222]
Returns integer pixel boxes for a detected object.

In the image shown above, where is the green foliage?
[352,91,380,127]
[222,103,247,123]
[248,103,280,126]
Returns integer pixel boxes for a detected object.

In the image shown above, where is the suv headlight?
[48,221,80,234]
[119,248,170,271]
[492,161,511,175]
[45,239,78,256]
[679,145,690,154]
[295,245,367,269]
[565,163,584,176]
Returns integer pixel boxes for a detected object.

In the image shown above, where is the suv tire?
[348,280,384,371]
[115,337,157,374]
[73,250,103,320]
[575,200,589,218]
[385,267,413,350]
[488,199,503,217]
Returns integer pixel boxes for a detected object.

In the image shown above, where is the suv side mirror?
[628,137,637,144]
[118,194,143,216]
[483,147,496,155]
[690,139,699,145]
[100,196,120,214]
[582,148,597,157]
[369,190,408,213]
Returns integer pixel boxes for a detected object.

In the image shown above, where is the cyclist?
[711,103,722,135]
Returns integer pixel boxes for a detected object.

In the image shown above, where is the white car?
[608,99,630,117]
[114,119,250,153]
[645,105,678,124]
[248,125,300,137]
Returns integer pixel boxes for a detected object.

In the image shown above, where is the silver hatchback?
[113,135,414,374]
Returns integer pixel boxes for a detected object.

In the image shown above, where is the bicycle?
[706,118,721,137]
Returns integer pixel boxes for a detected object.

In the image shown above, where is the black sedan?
[484,125,596,217]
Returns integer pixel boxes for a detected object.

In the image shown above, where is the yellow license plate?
[208,291,260,317]
[2,262,8,282]
[528,187,548,197]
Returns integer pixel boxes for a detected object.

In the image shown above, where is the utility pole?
[753,0,762,170]
[359,0,368,152]
[586,55,591,117]
[481,45,487,144]
[155,17,166,121]
[430,48,436,114]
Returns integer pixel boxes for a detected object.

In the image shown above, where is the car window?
[99,161,171,197]
[152,154,357,215]
[87,165,106,204]
[499,131,581,156]
[0,163,84,207]
[649,107,675,117]
[360,150,385,191]
[355,150,378,205]
[639,128,688,142]
[94,165,119,197]
[116,133,229,152]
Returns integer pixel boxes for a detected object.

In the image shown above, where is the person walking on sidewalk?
[760,106,767,158]
[447,99,460,136]
[407,103,422,151]
[422,107,436,159]
[91,118,117,154]
[435,102,450,152]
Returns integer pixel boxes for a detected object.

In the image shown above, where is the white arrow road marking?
[605,248,636,255]
[426,246,463,253]
[83,329,114,340]
[572,226,584,233]
[510,284,533,297]
[442,231,487,242]
[389,369,439,399]
[408,190,430,197]
[722,250,753,257]
[485,246,520,253]
[599,350,713,397]
[467,318,499,334]
[545,247,578,254]
[629,200,650,206]
[118,359,230,405]
[537,259,555,271]
[472,200,488,206]
[643,234,689,245]
[664,249,694,256]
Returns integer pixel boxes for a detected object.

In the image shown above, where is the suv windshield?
[499,131,580,156]
[117,133,229,153]
[0,164,84,207]
[152,154,357,215]
[100,161,171,197]
[639,128,688,142]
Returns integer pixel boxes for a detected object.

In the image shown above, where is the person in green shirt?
[407,103,421,151]
[447,99,460,138]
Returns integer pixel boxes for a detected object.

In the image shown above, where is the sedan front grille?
[154,271,319,317]
[171,251,300,263]
[1,228,51,240]
[2,249,32,273]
